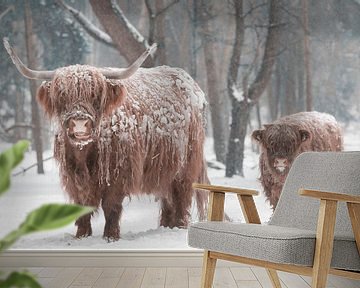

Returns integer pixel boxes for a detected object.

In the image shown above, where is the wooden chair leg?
[266,269,282,288]
[312,200,337,288]
[347,202,360,253]
[201,250,217,288]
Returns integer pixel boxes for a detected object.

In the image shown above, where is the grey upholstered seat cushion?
[188,221,360,271]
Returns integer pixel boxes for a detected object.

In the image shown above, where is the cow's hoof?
[75,226,92,238]
[103,235,120,242]
[103,227,120,242]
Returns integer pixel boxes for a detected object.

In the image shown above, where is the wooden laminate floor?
[1,266,360,288]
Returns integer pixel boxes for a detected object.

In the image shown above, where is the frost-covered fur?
[37,65,208,241]
[252,111,343,210]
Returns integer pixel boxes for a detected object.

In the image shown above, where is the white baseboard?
[0,250,247,268]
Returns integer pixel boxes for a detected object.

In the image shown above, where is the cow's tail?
[194,158,210,221]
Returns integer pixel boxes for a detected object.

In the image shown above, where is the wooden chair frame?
[193,183,360,288]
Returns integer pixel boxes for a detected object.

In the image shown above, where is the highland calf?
[4,39,208,241]
[252,111,343,210]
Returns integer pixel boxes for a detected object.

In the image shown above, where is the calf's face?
[36,66,126,145]
[252,124,310,175]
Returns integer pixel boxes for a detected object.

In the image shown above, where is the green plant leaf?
[20,204,94,233]
[0,271,41,288]
[0,229,23,253]
[0,140,29,194]
[0,204,94,251]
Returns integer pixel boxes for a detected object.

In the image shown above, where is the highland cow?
[252,111,343,210]
[4,39,208,241]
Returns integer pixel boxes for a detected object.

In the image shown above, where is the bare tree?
[58,0,179,67]
[225,0,245,177]
[302,0,312,111]
[197,0,228,163]
[24,0,44,174]
[226,0,282,177]
[145,0,179,65]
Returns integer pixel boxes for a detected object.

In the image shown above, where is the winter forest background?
[1,0,360,250]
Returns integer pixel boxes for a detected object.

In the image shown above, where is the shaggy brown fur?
[252,111,343,210]
[37,65,208,241]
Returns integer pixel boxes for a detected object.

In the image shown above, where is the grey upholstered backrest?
[270,151,360,238]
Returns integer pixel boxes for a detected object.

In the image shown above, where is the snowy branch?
[156,0,180,17]
[110,0,148,47]
[12,156,54,177]
[5,123,34,133]
[56,0,115,48]
[0,5,14,22]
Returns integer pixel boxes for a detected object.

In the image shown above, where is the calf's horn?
[3,38,55,80]
[99,43,157,79]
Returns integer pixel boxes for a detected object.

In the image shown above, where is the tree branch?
[88,0,154,66]
[110,0,149,48]
[5,123,34,133]
[156,0,179,17]
[145,0,155,17]
[56,0,115,48]
[242,1,268,19]
[0,5,14,22]
[12,156,54,176]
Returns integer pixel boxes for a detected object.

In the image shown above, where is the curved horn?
[3,38,55,80]
[99,43,157,79]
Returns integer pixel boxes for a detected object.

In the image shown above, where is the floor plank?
[38,267,64,278]
[327,275,360,288]
[213,267,237,288]
[93,277,121,288]
[188,267,201,288]
[278,271,310,288]
[236,280,262,288]
[301,275,335,288]
[70,267,103,286]
[99,267,125,278]
[8,265,360,288]
[230,267,257,281]
[46,267,83,288]
[141,267,167,288]
[165,267,189,288]
[251,267,288,288]
[116,267,145,288]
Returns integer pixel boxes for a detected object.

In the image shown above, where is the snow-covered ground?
[0,123,359,250]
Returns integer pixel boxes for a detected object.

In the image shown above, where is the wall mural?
[0,0,359,251]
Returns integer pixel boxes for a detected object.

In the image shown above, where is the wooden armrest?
[193,183,261,224]
[301,189,360,262]
[299,189,360,204]
[193,183,259,196]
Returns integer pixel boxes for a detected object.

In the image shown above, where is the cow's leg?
[102,192,124,242]
[75,213,92,238]
[171,179,192,228]
[73,194,99,239]
[160,197,176,228]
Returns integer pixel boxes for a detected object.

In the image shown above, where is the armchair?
[188,152,360,288]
